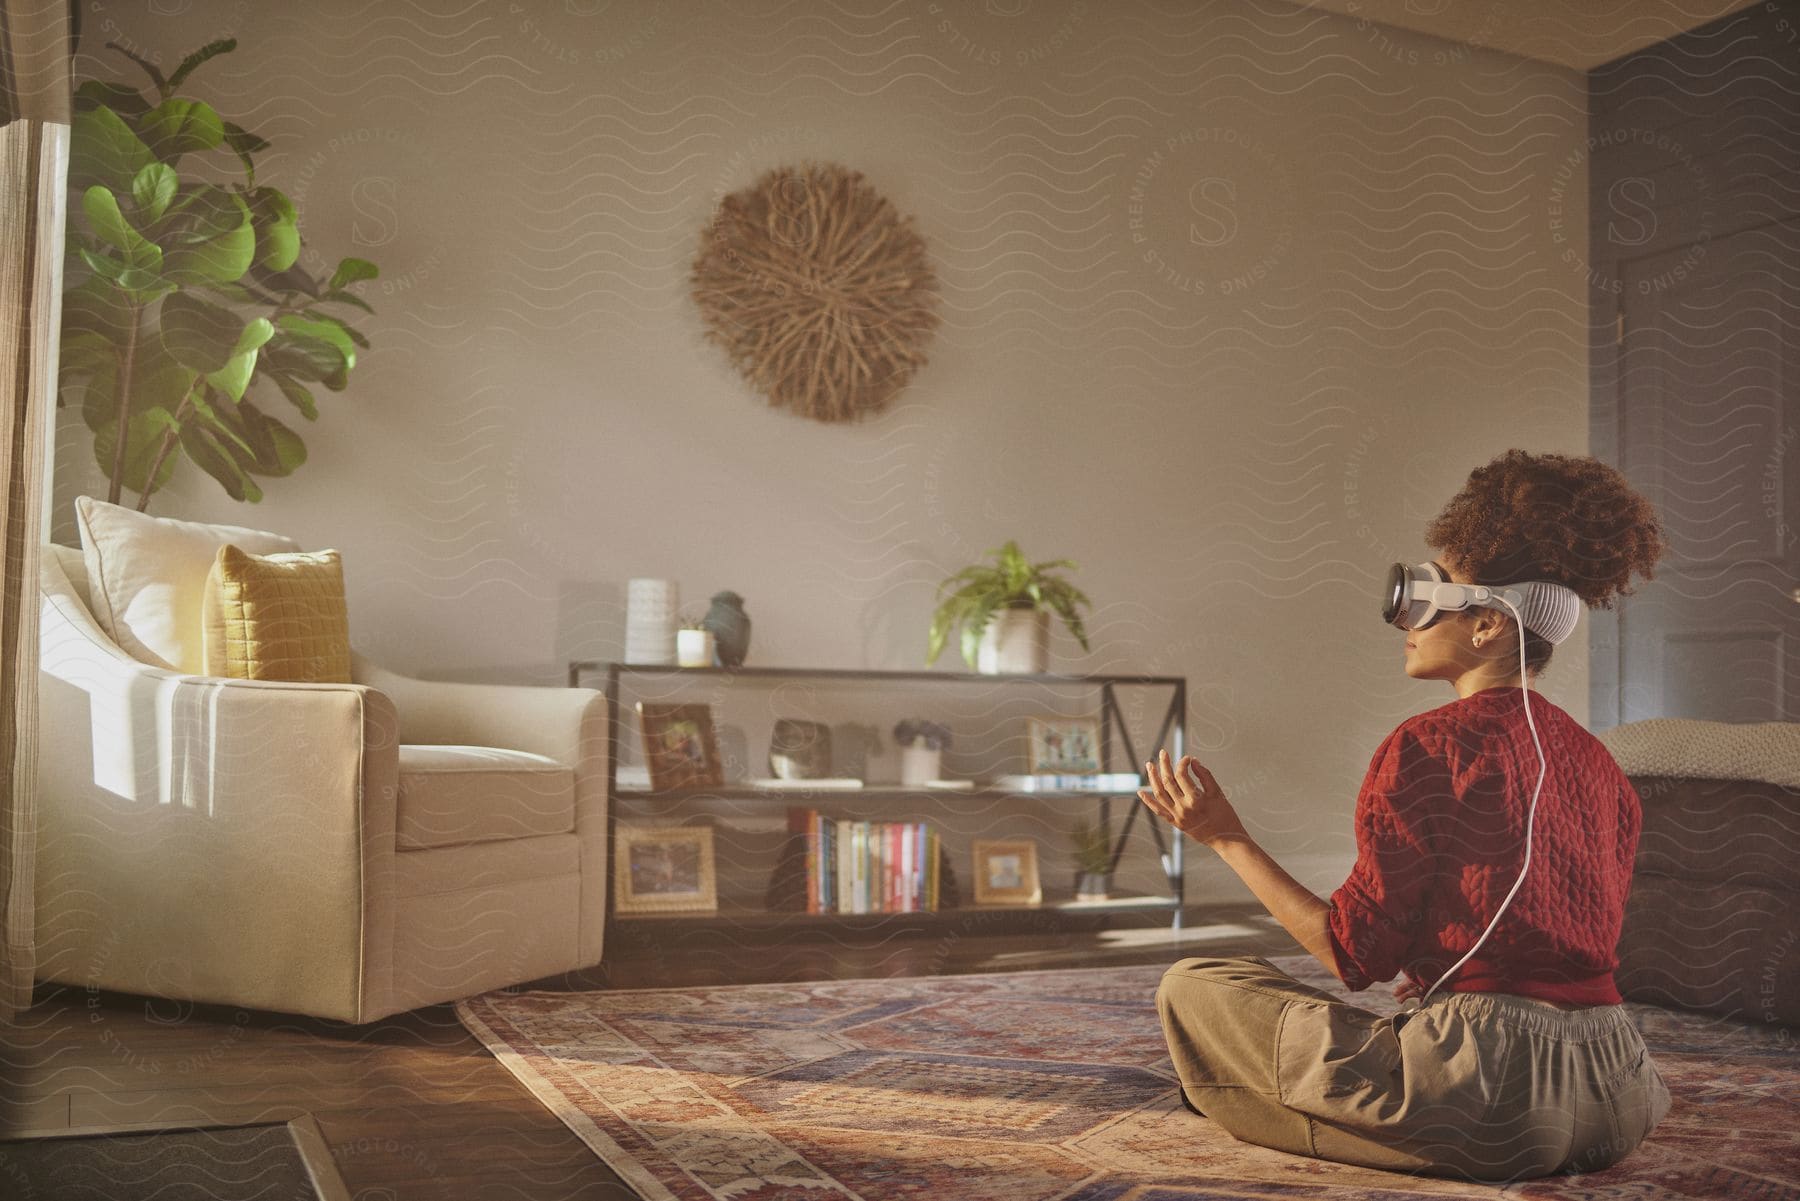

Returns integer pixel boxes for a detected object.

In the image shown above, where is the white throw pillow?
[74,495,301,674]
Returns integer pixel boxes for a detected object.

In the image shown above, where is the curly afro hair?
[1423,449,1670,675]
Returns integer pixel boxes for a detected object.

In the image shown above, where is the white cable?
[1412,595,1547,1010]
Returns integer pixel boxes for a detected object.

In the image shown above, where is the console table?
[569,661,1191,934]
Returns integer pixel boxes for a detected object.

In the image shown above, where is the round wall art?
[690,162,941,424]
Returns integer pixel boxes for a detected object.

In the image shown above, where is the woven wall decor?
[691,163,940,423]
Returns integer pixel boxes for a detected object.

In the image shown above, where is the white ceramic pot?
[625,578,678,665]
[900,741,941,786]
[676,628,716,667]
[977,607,1048,674]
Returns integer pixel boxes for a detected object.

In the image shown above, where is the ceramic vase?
[624,578,678,665]
[899,740,941,787]
[703,591,751,668]
[977,607,1048,674]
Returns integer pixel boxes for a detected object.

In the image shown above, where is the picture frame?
[970,839,1042,906]
[613,825,718,915]
[637,702,725,791]
[1025,716,1102,775]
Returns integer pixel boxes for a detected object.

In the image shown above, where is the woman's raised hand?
[1137,748,1249,850]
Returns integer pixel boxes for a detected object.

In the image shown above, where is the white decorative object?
[900,740,942,787]
[625,578,678,665]
[677,627,715,668]
[977,608,1048,674]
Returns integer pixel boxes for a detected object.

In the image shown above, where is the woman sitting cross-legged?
[1139,449,1674,1182]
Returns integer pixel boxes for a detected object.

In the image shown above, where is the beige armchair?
[36,543,608,1022]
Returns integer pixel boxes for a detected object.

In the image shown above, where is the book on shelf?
[774,806,949,914]
[990,772,1144,792]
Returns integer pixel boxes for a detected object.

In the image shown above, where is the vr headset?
[1383,561,1582,645]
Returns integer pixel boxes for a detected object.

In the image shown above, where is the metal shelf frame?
[571,661,1189,932]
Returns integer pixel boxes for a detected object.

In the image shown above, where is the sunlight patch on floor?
[1094,921,1281,948]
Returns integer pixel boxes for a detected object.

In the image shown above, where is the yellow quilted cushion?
[202,544,352,683]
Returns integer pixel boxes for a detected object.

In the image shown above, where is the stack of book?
[786,807,943,914]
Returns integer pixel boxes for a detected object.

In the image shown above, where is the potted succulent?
[1070,817,1112,901]
[893,718,952,786]
[926,540,1093,674]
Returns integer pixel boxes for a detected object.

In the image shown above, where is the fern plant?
[926,540,1092,670]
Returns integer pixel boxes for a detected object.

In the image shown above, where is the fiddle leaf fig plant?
[926,539,1093,670]
[59,37,379,511]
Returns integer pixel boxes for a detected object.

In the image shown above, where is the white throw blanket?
[1597,718,1800,790]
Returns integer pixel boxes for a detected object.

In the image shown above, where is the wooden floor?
[0,907,1300,1199]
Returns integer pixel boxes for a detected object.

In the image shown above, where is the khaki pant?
[1156,955,1673,1182]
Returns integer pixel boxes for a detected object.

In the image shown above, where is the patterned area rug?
[456,955,1798,1200]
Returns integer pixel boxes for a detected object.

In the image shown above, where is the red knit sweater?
[1326,686,1641,1006]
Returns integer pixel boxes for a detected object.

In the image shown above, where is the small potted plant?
[927,540,1092,674]
[1070,817,1112,901]
[675,604,715,667]
[893,718,952,786]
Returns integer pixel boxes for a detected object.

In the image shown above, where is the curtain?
[0,0,70,1020]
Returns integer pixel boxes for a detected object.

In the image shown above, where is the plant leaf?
[77,246,163,296]
[193,280,267,306]
[1046,593,1092,651]
[59,329,117,384]
[93,408,180,495]
[74,80,151,118]
[60,275,138,343]
[236,401,306,475]
[205,317,274,402]
[247,258,322,297]
[327,256,379,290]
[179,423,260,502]
[960,597,1003,670]
[166,38,236,92]
[130,162,178,223]
[187,386,256,457]
[319,288,375,315]
[302,307,368,348]
[135,96,226,162]
[160,188,254,284]
[105,41,167,95]
[219,121,267,184]
[82,186,163,272]
[267,371,318,420]
[247,186,300,271]
[159,291,246,373]
[275,313,355,372]
[69,105,155,192]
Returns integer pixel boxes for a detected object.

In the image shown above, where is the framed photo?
[1026,716,1102,775]
[970,839,1042,906]
[637,702,724,791]
[613,825,718,915]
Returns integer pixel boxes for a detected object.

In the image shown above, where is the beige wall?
[52,0,1589,903]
